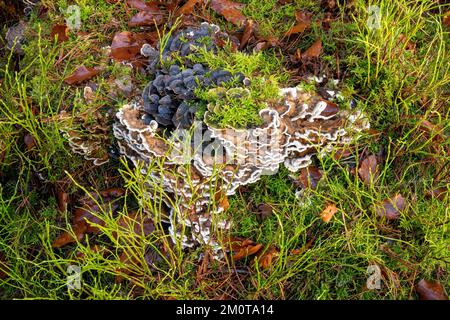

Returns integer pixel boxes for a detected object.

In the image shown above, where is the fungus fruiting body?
[113,23,369,250]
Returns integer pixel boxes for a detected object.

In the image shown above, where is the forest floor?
[0,0,449,300]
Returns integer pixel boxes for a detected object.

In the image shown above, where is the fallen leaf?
[211,0,247,27]
[127,0,161,12]
[358,154,379,185]
[50,24,69,43]
[320,203,338,223]
[24,134,36,151]
[111,31,147,61]
[177,0,201,15]
[285,21,310,36]
[215,191,230,212]
[285,11,312,37]
[302,39,322,59]
[297,166,322,189]
[443,11,450,28]
[255,246,278,270]
[64,66,101,85]
[416,279,448,300]
[375,194,406,221]
[56,190,69,213]
[116,212,155,238]
[52,223,86,248]
[425,187,447,201]
[291,238,314,255]
[52,189,125,248]
[239,19,254,50]
[255,203,273,222]
[225,238,262,261]
[128,11,165,27]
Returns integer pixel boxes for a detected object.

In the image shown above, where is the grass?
[0,0,449,300]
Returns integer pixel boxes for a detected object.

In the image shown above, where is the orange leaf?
[320,203,338,223]
[285,21,310,36]
[256,246,278,270]
[50,24,69,43]
[211,0,247,27]
[177,0,201,15]
[302,39,322,59]
[64,66,101,85]
[52,223,87,248]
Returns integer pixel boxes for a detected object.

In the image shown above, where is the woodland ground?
[0,0,449,300]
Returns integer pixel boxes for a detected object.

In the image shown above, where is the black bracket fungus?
[113,23,370,253]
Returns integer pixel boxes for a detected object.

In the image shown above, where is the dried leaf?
[177,0,201,15]
[226,238,262,261]
[301,39,322,59]
[256,246,278,270]
[64,66,101,85]
[416,279,448,300]
[425,187,447,201]
[211,0,247,27]
[375,194,406,221]
[50,24,69,43]
[111,31,147,61]
[255,203,273,222]
[128,11,165,27]
[285,20,310,36]
[298,166,322,189]
[57,190,69,213]
[52,223,86,248]
[443,11,450,28]
[127,0,161,12]
[24,134,36,151]
[358,154,379,185]
[320,203,338,223]
[116,212,155,238]
[239,19,254,50]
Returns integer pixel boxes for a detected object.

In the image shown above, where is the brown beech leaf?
[302,39,322,59]
[215,191,230,212]
[128,11,165,27]
[177,0,201,15]
[298,166,322,189]
[211,0,247,27]
[239,19,254,50]
[358,154,379,185]
[425,187,447,201]
[226,238,262,261]
[57,190,69,213]
[50,24,69,43]
[111,31,148,61]
[116,212,155,238]
[443,11,450,28]
[375,194,406,221]
[255,203,273,222]
[416,279,448,300]
[255,246,278,270]
[285,12,311,36]
[64,66,101,85]
[52,189,125,248]
[52,223,87,248]
[24,134,36,151]
[127,0,161,12]
[320,203,338,223]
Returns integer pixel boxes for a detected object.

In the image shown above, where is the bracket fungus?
[113,23,369,250]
